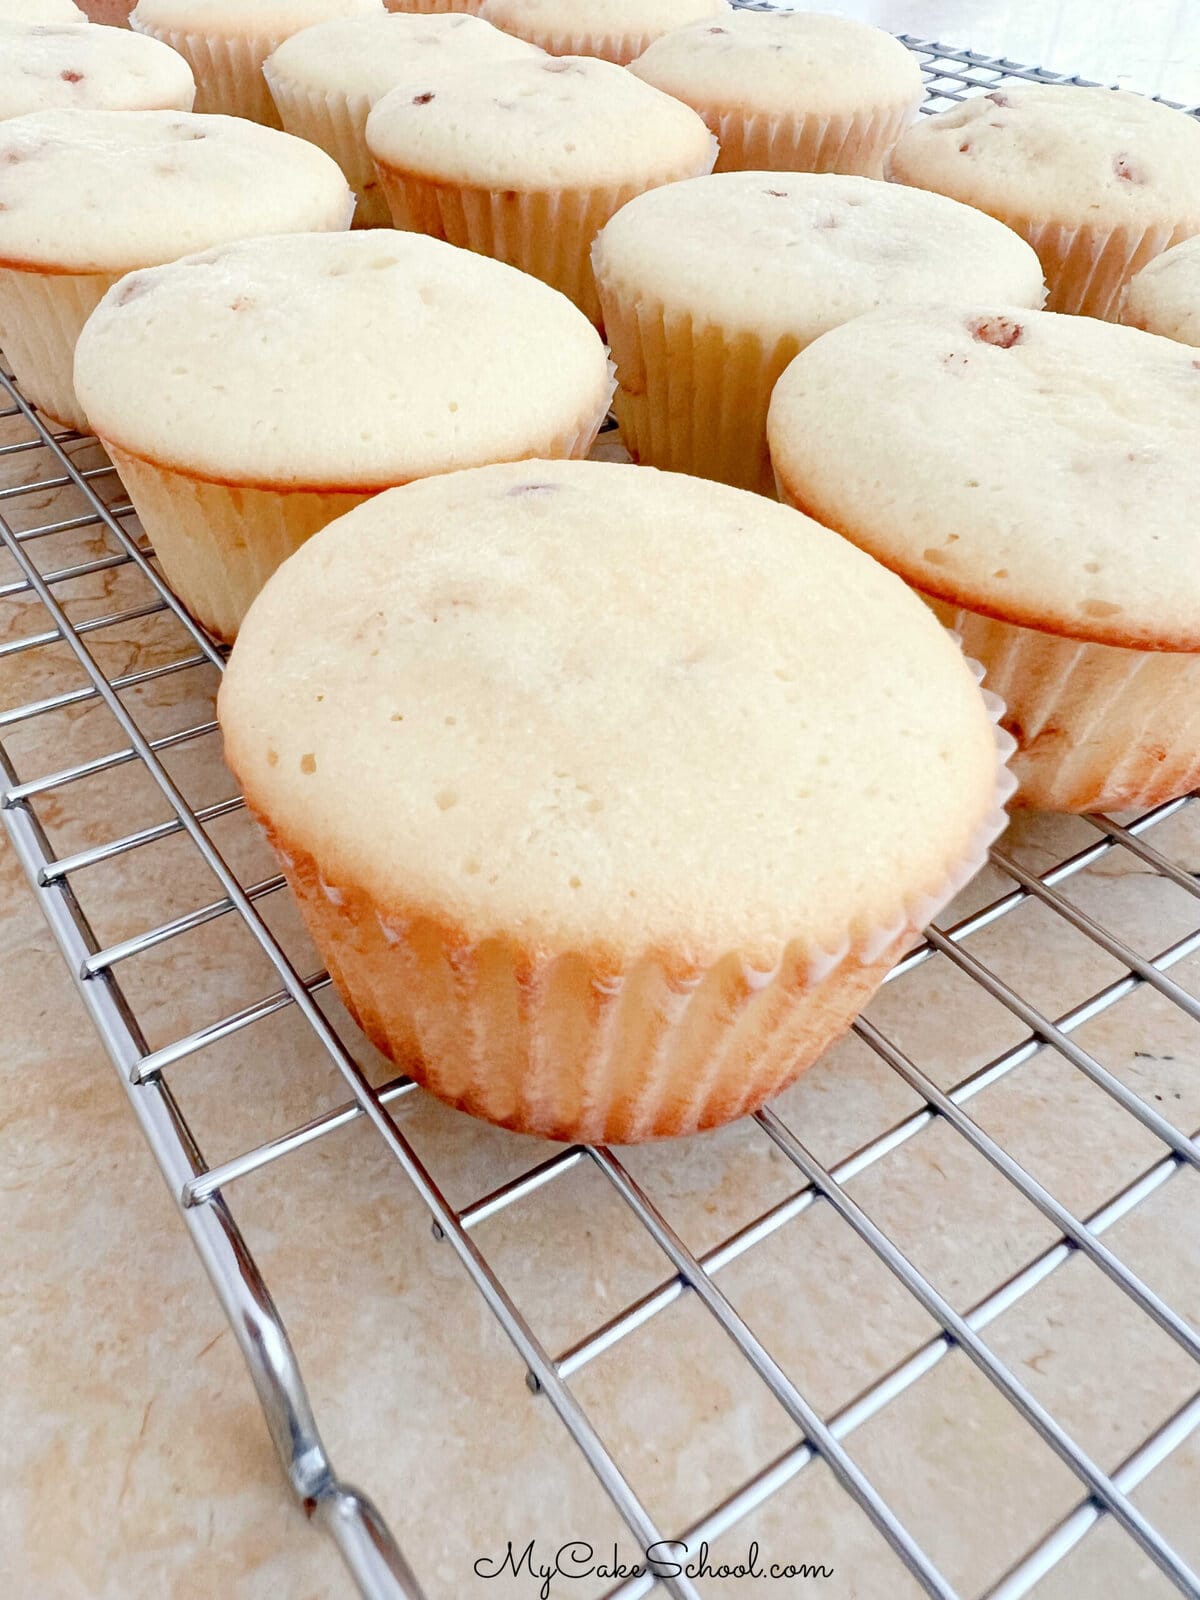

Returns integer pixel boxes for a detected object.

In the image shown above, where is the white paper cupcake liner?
[708,95,919,178]
[249,649,1014,1144]
[386,0,486,12]
[1020,216,1191,321]
[100,381,613,643]
[374,144,716,324]
[594,262,801,494]
[104,449,369,643]
[0,267,119,431]
[266,69,379,227]
[928,601,1200,812]
[509,26,665,66]
[130,19,283,124]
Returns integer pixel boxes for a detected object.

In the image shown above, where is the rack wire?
[2,29,1199,1600]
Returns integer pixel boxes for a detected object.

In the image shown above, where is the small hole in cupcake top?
[412,91,435,104]
[985,91,1011,107]
[115,276,149,306]
[506,482,560,497]
[958,140,973,154]
[60,69,84,83]
[707,25,728,32]
[1113,153,1144,183]
[764,188,788,198]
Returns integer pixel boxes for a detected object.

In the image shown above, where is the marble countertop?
[3,9,1200,1600]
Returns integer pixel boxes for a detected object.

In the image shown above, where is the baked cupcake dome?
[479,0,729,66]
[219,458,1010,1144]
[886,85,1200,321]
[1121,234,1200,345]
[73,231,613,642]
[129,0,384,125]
[264,12,541,230]
[0,108,352,430]
[769,304,1200,812]
[593,170,1045,495]
[0,0,85,19]
[630,10,923,178]
[366,52,716,323]
[0,22,194,120]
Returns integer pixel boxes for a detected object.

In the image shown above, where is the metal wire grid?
[1,34,1199,1600]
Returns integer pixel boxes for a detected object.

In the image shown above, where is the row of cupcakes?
[8,3,1200,334]
[1,13,1198,826]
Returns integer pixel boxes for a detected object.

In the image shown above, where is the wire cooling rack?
[3,31,1200,1600]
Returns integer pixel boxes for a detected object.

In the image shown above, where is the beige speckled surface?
[2,390,1198,1600]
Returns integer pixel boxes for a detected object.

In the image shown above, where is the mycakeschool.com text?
[472,1540,835,1596]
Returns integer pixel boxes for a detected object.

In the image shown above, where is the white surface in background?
[771,1,1200,101]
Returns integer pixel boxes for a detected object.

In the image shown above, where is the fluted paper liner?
[389,0,487,11]
[1020,217,1190,321]
[266,70,379,227]
[0,267,119,431]
[130,19,284,124]
[242,656,1015,1144]
[929,602,1200,812]
[99,379,613,643]
[594,259,801,495]
[512,27,669,67]
[373,142,717,324]
[883,148,1198,323]
[708,96,918,178]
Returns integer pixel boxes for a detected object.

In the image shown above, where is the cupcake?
[768,304,1200,813]
[886,85,1200,321]
[129,0,385,126]
[593,171,1044,495]
[1120,234,1200,345]
[0,22,194,120]
[0,0,85,19]
[73,231,613,641]
[0,109,352,431]
[479,0,729,66]
[630,10,923,178]
[218,458,1012,1144]
[366,52,715,323]
[264,11,541,229]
